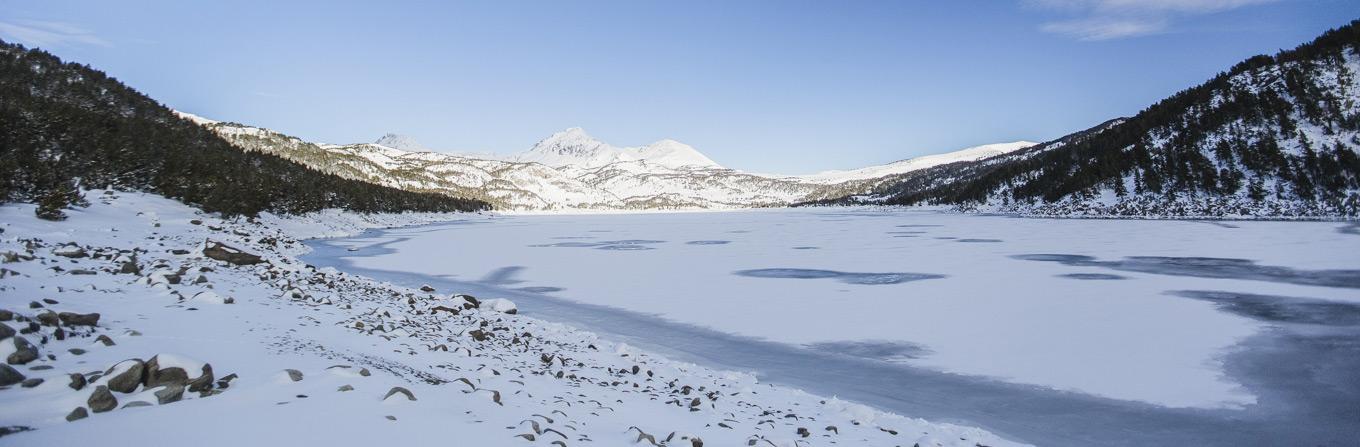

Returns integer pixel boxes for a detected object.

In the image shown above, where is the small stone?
[0,364,26,386]
[6,336,38,365]
[57,312,100,327]
[285,369,303,382]
[0,309,12,321]
[217,373,238,389]
[420,284,436,292]
[42,298,58,305]
[65,407,88,422]
[155,384,185,404]
[88,385,117,413]
[68,348,87,355]
[337,384,354,392]
[28,301,42,309]
[95,335,115,346]
[20,378,43,388]
[359,368,371,377]
[69,373,87,390]
[385,415,397,421]
[0,323,13,340]
[35,312,59,326]
[383,386,416,401]
[202,241,263,266]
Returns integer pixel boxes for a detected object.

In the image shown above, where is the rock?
[337,384,354,392]
[480,298,518,314]
[170,249,190,255]
[117,258,141,275]
[52,245,87,258]
[190,219,202,225]
[95,335,115,346]
[419,284,436,292]
[202,241,263,266]
[35,312,59,326]
[65,407,88,422]
[383,386,416,401]
[0,364,25,386]
[0,322,13,340]
[0,309,11,321]
[28,301,42,309]
[58,312,100,327]
[20,377,43,388]
[42,298,58,305]
[104,359,146,393]
[122,401,153,409]
[216,373,238,389]
[455,294,480,309]
[145,355,213,392]
[68,348,87,355]
[359,368,370,377]
[69,373,87,390]
[88,386,117,413]
[285,369,304,382]
[155,384,185,404]
[6,336,38,365]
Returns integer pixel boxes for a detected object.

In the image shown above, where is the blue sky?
[1,1,1356,173]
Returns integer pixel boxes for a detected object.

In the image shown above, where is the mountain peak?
[637,139,721,169]
[374,133,428,152]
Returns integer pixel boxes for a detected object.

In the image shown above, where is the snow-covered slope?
[372,133,428,152]
[797,141,1037,184]
[516,128,722,170]
[0,190,1020,447]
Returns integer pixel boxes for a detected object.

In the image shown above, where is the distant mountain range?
[185,113,1032,210]
[814,20,1360,218]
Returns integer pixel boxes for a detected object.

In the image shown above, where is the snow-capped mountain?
[189,117,1026,211]
[516,128,722,170]
[836,22,1360,218]
[373,133,428,152]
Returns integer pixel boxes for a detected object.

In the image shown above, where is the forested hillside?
[834,20,1360,218]
[0,40,488,219]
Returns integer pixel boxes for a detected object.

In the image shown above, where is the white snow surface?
[0,191,1017,447]
[796,141,1037,184]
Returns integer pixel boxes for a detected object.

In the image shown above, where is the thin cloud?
[0,20,110,48]
[1028,0,1282,40]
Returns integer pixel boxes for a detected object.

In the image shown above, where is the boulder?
[0,322,13,340]
[6,336,38,365]
[383,386,416,401]
[35,312,59,326]
[52,245,87,258]
[202,241,262,266]
[0,364,25,386]
[0,309,12,321]
[103,359,146,393]
[58,312,100,327]
[20,377,43,388]
[65,407,88,422]
[479,298,518,314]
[419,284,436,292]
[68,373,87,390]
[145,355,214,392]
[454,294,480,309]
[88,385,116,413]
[155,384,185,404]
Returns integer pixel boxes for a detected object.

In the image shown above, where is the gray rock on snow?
[0,322,13,340]
[155,384,185,404]
[65,407,88,422]
[68,373,87,390]
[20,378,43,388]
[383,386,416,401]
[202,241,263,266]
[88,385,116,413]
[104,359,146,393]
[145,355,214,392]
[285,369,304,382]
[0,364,25,386]
[6,336,38,365]
[58,312,100,327]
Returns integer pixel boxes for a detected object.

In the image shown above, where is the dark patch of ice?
[809,340,933,360]
[595,244,655,251]
[530,239,665,250]
[1170,290,1360,326]
[516,286,564,293]
[734,268,945,285]
[896,224,944,228]
[791,246,820,250]
[1013,254,1360,289]
[686,240,731,245]
[1058,273,1128,280]
[1339,223,1360,236]
[480,266,526,285]
[957,238,1003,243]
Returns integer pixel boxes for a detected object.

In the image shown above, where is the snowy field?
[304,208,1360,445]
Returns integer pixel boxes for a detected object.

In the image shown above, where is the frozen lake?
[303,208,1360,446]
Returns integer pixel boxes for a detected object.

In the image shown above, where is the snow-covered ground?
[0,192,1017,447]
[305,209,1359,411]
